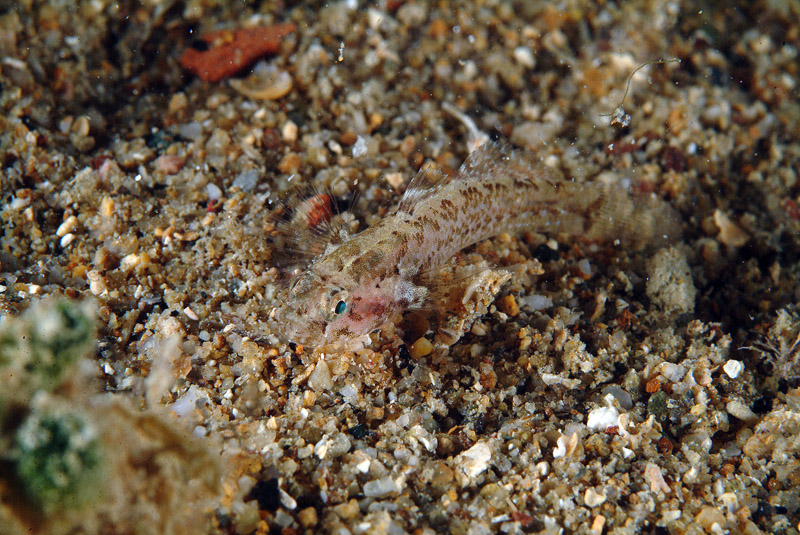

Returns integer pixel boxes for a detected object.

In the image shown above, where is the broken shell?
[230,64,293,100]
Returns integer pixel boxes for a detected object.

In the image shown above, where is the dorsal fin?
[268,187,352,271]
[398,143,515,214]
[397,164,451,213]
[457,142,518,180]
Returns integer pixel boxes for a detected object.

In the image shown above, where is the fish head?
[276,265,403,348]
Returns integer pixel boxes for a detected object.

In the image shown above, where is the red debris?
[180,23,296,83]
[664,146,687,172]
[510,511,534,528]
[784,198,799,221]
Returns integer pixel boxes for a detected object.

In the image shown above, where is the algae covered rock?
[15,405,104,512]
[0,299,95,401]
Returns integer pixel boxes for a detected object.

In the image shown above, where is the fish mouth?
[276,311,326,347]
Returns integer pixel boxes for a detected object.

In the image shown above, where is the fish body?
[277,143,678,348]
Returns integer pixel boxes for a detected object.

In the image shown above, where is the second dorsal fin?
[397,164,452,214]
[397,143,522,214]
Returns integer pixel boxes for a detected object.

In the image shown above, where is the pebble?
[352,136,368,158]
[56,215,79,237]
[590,515,605,535]
[282,120,298,143]
[513,46,535,68]
[455,441,492,482]
[308,360,333,391]
[178,122,204,141]
[205,128,231,156]
[167,93,188,113]
[520,294,552,311]
[154,155,185,175]
[496,294,519,316]
[584,488,606,507]
[430,461,454,490]
[644,463,671,494]
[586,404,621,430]
[656,362,686,383]
[232,169,259,192]
[695,505,725,532]
[277,152,301,174]
[279,488,297,510]
[59,233,75,247]
[206,183,222,201]
[72,115,90,137]
[646,246,697,315]
[385,172,404,189]
[726,399,758,423]
[363,476,399,498]
[601,385,633,410]
[86,270,107,296]
[298,507,318,528]
[408,337,433,359]
[334,499,360,520]
[722,359,743,379]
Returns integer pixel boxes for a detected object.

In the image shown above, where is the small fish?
[276,143,679,349]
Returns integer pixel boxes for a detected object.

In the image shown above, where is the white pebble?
[279,488,297,510]
[578,258,592,277]
[455,441,492,480]
[120,253,141,271]
[206,183,222,200]
[59,233,75,247]
[726,399,758,422]
[657,362,686,383]
[723,359,743,379]
[232,169,259,192]
[356,459,371,474]
[308,359,333,391]
[584,488,606,507]
[56,215,79,237]
[520,294,552,311]
[586,406,620,430]
[552,435,567,459]
[314,435,330,459]
[535,461,549,476]
[339,384,358,404]
[363,476,399,498]
[513,46,535,68]
[86,270,107,296]
[282,120,298,143]
[352,136,368,158]
[171,385,208,419]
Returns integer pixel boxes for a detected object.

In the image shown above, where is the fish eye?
[321,289,348,321]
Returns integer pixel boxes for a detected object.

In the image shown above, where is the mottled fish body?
[277,143,678,348]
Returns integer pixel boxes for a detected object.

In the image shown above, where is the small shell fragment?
[713,209,749,247]
[230,64,293,101]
